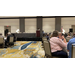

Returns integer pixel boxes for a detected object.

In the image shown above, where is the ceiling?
[0,16,74,19]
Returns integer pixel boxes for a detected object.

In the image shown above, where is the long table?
[17,37,42,41]
[0,41,45,58]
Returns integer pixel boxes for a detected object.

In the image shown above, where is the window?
[61,17,75,33]
[25,19,36,33]
[43,18,55,33]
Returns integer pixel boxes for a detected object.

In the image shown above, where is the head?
[43,33,46,37]
[47,33,49,36]
[0,33,2,35]
[8,32,11,35]
[58,32,62,38]
[67,33,70,36]
[73,32,75,37]
[37,28,40,31]
[52,30,58,37]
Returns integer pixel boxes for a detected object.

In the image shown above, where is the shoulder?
[50,37,58,40]
[50,37,59,42]
[68,38,74,44]
[69,38,74,42]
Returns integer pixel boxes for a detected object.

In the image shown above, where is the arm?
[62,35,67,43]
[57,39,67,48]
[63,38,67,43]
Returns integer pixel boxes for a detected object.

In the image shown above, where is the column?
[19,18,25,33]
[55,17,61,32]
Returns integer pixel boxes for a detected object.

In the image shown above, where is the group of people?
[49,30,75,58]
[0,32,16,47]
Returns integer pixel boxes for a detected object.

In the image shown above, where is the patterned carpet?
[0,41,45,58]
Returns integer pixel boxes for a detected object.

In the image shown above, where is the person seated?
[67,33,75,58]
[58,32,67,43]
[4,33,8,40]
[0,33,4,47]
[0,33,4,38]
[50,30,68,58]
[43,33,46,37]
[5,32,13,46]
[12,34,16,42]
[50,33,53,38]
[64,33,68,38]
[46,33,50,41]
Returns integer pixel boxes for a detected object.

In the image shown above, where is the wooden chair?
[43,41,59,58]
[42,37,47,41]
[66,37,72,42]
[8,37,14,47]
[0,37,4,48]
[71,44,75,58]
[42,37,47,47]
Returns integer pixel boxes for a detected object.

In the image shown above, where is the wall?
[61,17,75,33]
[25,19,36,33]
[42,18,55,33]
[0,19,19,36]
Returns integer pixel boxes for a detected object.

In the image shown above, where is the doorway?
[4,26,11,32]
[4,26,11,36]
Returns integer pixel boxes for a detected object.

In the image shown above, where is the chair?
[42,37,48,46]
[8,37,14,46]
[0,38,4,48]
[43,41,52,58]
[42,37,47,41]
[43,41,59,58]
[66,37,72,42]
[71,44,75,58]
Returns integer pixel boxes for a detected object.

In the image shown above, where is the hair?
[73,32,75,36]
[52,30,58,37]
[8,32,11,35]
[38,28,40,29]
[67,33,70,36]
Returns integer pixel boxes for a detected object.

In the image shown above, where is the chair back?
[43,41,52,57]
[66,37,72,42]
[9,37,14,43]
[0,38,4,44]
[42,37,47,41]
[72,44,75,58]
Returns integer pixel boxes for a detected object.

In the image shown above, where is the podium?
[36,30,40,37]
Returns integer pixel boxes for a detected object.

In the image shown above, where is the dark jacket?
[7,34,13,42]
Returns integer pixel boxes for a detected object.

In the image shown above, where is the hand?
[62,35,65,39]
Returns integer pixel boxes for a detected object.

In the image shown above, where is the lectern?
[36,30,40,37]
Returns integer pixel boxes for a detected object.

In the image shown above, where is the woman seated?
[50,30,68,58]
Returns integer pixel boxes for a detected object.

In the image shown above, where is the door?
[4,26,11,36]
[4,26,11,32]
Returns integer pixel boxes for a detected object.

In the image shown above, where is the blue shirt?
[67,37,75,58]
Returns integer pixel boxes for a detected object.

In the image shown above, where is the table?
[0,41,45,58]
